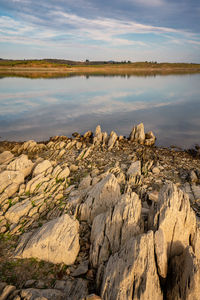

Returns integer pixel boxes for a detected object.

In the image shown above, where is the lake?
[0,73,200,148]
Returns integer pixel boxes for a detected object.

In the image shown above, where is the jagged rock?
[107,131,118,150]
[100,231,162,300]
[25,174,50,194]
[102,132,108,146]
[79,175,92,190]
[5,198,33,224]
[0,151,14,165]
[20,288,64,300]
[127,160,141,177]
[129,123,145,144]
[154,183,197,278]
[7,154,34,177]
[15,214,80,265]
[189,170,198,183]
[77,146,93,160]
[33,160,52,177]
[0,170,24,199]
[79,174,121,223]
[57,166,70,180]
[145,131,156,146]
[54,278,88,300]
[0,285,16,300]
[71,260,89,277]
[166,246,200,300]
[84,131,93,138]
[90,192,142,268]
[93,125,102,145]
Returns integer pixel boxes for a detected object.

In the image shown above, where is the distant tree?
[85,59,89,63]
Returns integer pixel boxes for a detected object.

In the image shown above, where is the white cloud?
[133,0,165,7]
[0,12,199,51]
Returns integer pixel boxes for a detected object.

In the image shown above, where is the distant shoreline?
[1,65,200,79]
[0,60,200,74]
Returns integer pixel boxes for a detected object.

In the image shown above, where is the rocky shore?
[0,123,200,300]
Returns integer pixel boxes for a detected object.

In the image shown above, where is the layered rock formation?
[0,124,199,300]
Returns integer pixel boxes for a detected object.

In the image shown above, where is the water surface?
[0,73,200,148]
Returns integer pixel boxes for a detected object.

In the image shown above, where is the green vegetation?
[0,59,200,69]
[0,59,70,68]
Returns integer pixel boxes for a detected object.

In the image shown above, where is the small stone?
[70,164,78,172]
[71,260,89,277]
[24,280,36,288]
[152,167,160,175]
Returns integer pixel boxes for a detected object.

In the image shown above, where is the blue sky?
[0,0,200,62]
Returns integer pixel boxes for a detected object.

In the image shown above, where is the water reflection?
[0,74,199,148]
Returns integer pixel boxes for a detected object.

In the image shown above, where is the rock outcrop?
[129,123,156,146]
[100,231,163,300]
[153,183,197,278]
[90,192,142,268]
[79,173,121,223]
[0,125,200,300]
[15,214,80,265]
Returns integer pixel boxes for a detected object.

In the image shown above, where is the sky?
[0,0,200,62]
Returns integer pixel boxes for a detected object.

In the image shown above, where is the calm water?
[0,74,200,148]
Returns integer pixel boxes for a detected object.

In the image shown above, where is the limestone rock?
[102,132,108,146]
[84,130,92,138]
[166,246,200,300]
[7,154,34,177]
[93,125,102,145]
[5,198,33,224]
[79,173,121,223]
[90,192,142,268]
[57,166,70,180]
[145,131,156,146]
[107,131,118,150]
[0,285,16,300]
[54,278,88,300]
[20,288,64,300]
[0,170,24,194]
[127,160,141,177]
[0,151,14,165]
[129,123,145,144]
[154,183,197,278]
[33,160,52,177]
[101,231,162,300]
[21,140,37,152]
[79,175,92,190]
[15,214,80,265]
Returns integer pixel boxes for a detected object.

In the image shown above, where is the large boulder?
[5,198,33,224]
[154,183,197,278]
[79,174,121,223]
[90,192,142,268]
[100,231,163,300]
[15,214,80,265]
[0,170,24,194]
[33,160,52,177]
[7,154,34,177]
